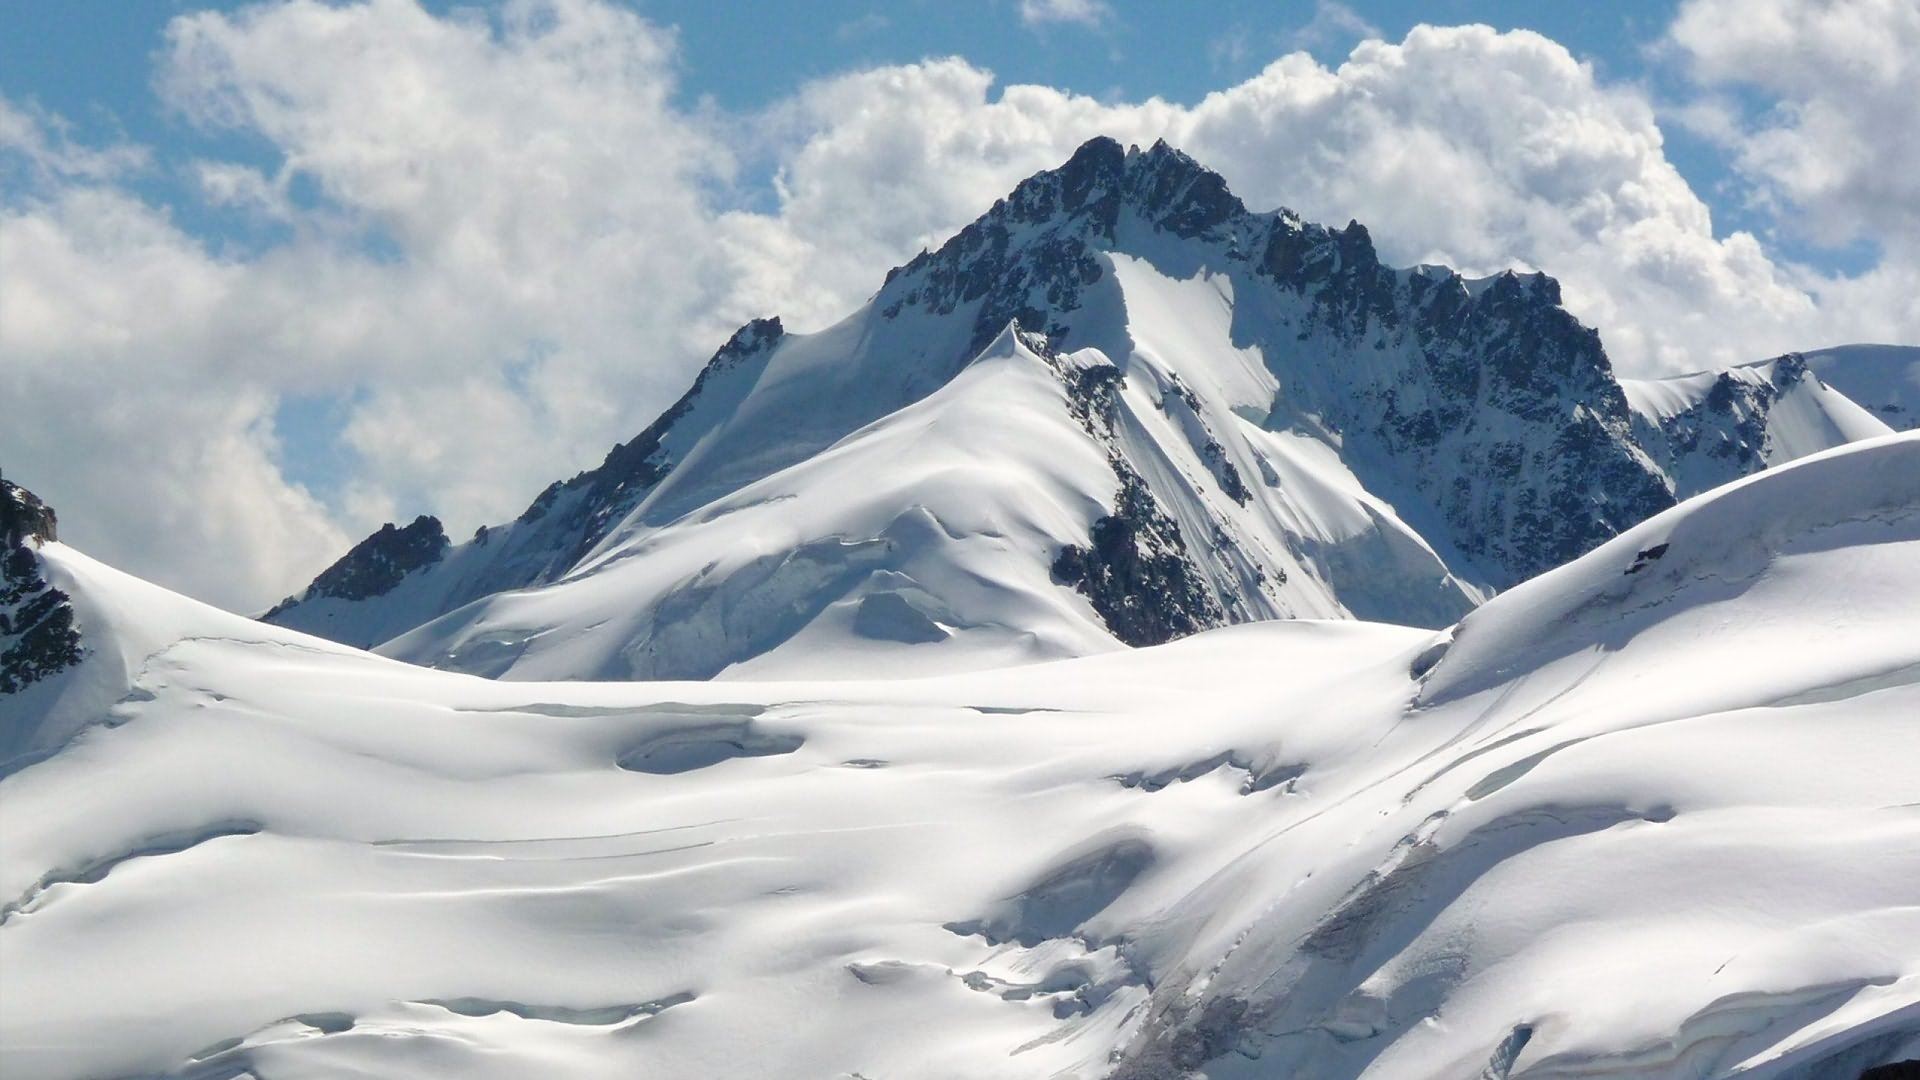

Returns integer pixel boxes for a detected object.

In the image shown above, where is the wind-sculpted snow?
[262,138,1910,681]
[4,434,1918,1078]
[1624,353,1892,499]
[1803,345,1920,432]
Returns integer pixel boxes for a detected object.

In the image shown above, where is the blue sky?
[4,0,1915,608]
[0,1,1812,266]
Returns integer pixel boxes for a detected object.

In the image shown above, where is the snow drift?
[4,433,1917,1078]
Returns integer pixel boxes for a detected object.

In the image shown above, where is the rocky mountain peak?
[2,475,58,547]
[716,316,785,366]
[1,476,83,694]
[991,136,1249,240]
[259,140,1890,679]
[1123,139,1247,239]
[271,515,449,613]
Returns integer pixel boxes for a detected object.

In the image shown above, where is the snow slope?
[267,137,1816,682]
[1624,352,1892,498]
[371,325,1471,681]
[1802,344,1920,432]
[5,433,1917,1079]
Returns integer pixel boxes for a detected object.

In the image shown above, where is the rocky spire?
[2,474,59,547]
[284,515,450,608]
[1,474,83,694]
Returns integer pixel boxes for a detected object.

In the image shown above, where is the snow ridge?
[4,435,1918,1078]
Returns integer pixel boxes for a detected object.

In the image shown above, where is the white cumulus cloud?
[1017,0,1111,29]
[1667,0,1920,248]
[743,26,1831,372]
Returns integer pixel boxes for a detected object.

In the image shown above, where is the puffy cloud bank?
[2,0,1912,608]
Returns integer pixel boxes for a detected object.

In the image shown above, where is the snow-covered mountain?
[0,479,83,719]
[263,137,1899,683]
[5,434,1918,1079]
[1799,344,1920,432]
[1623,352,1892,499]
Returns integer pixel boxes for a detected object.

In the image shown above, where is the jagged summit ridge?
[881,138,1266,356]
[877,135,1669,586]
[1624,350,1893,499]
[1,476,59,548]
[268,515,448,615]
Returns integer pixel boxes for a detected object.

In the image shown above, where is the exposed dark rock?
[1060,361,1124,435]
[1625,542,1670,575]
[1,477,83,694]
[274,515,449,611]
[1110,994,1259,1080]
[1051,468,1225,647]
[1032,338,1228,647]
[510,316,787,568]
[1201,439,1251,506]
[1,476,58,546]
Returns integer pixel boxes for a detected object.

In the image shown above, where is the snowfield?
[1802,345,1920,433]
[4,433,1918,1079]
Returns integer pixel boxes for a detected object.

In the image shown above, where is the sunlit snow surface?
[1803,345,1920,432]
[4,435,1920,1079]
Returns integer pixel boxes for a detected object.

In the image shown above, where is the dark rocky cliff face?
[1050,470,1225,647]
[2,478,58,548]
[1633,353,1812,499]
[1,477,83,694]
[880,137,1677,593]
[1037,335,1226,647]
[269,515,449,615]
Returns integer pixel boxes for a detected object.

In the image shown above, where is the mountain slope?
[4,434,1917,1079]
[1,478,85,757]
[264,139,1887,680]
[371,326,1480,681]
[1623,352,1892,499]
[1801,344,1920,432]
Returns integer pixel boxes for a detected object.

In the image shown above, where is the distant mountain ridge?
[263,137,1894,680]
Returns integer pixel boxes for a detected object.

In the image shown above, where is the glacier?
[2,434,1917,1078]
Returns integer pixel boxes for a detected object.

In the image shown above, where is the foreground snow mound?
[0,542,405,771]
[4,435,1919,1079]
[1420,431,1920,708]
